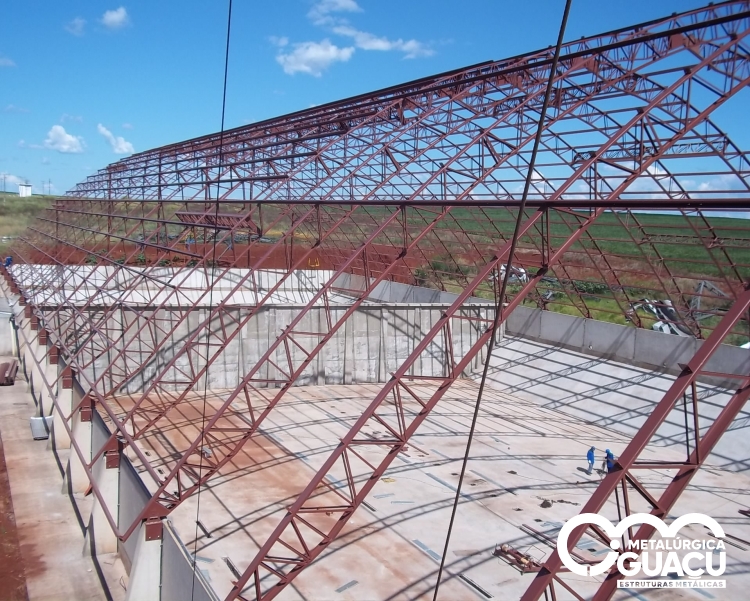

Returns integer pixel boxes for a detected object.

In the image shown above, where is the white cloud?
[101,7,129,30]
[122,122,133,129]
[61,113,83,123]
[697,174,743,192]
[646,164,666,177]
[276,0,431,76]
[0,173,27,188]
[97,123,134,154]
[269,36,289,47]
[3,104,28,113]
[308,0,362,25]
[65,17,86,36]
[332,25,432,58]
[0,55,15,67]
[44,125,85,153]
[18,139,44,149]
[276,39,354,76]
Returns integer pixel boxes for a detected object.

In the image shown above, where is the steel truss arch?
[4,3,750,601]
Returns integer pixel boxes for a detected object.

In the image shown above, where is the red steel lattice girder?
[4,2,750,600]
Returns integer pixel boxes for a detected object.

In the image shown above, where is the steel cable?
[191,1,233,599]
[431,1,573,598]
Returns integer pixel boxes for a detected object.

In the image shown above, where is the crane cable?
[431,1,573,598]
[191,1,233,599]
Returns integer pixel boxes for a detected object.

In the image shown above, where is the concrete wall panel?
[633,328,699,370]
[91,410,111,458]
[541,311,584,351]
[507,307,542,340]
[507,305,747,380]
[583,319,636,360]
[118,456,151,572]
[705,343,750,376]
[103,301,490,394]
[161,521,217,601]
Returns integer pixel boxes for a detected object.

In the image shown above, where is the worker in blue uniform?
[586,446,596,475]
[603,449,616,473]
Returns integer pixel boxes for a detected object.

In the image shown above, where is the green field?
[348,205,750,345]
[1,197,747,343]
[0,193,53,257]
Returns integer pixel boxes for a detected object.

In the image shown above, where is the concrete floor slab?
[486,337,750,472]
[115,377,750,601]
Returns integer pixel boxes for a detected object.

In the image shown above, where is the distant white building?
[18,183,32,198]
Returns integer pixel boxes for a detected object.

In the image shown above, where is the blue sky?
[0,0,737,195]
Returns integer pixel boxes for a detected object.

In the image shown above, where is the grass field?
[1,197,747,343]
[0,193,53,257]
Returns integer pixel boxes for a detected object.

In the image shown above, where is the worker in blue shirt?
[586,446,596,475]
[603,449,616,474]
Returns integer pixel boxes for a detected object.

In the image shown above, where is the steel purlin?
[63,4,736,206]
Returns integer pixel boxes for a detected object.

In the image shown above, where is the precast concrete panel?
[633,327,700,370]
[91,409,111,459]
[161,521,217,601]
[583,318,637,359]
[118,456,151,572]
[541,310,585,350]
[705,343,750,378]
[507,306,542,340]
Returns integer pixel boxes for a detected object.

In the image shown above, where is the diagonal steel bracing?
[3,2,750,599]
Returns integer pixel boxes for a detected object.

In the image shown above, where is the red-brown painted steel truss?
[3,2,750,599]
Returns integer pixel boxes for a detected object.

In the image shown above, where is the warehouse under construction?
[1,2,750,600]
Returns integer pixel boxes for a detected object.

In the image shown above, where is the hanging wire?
[431,1,573,598]
[191,1,233,599]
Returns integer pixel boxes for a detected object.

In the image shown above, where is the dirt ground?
[0,430,28,601]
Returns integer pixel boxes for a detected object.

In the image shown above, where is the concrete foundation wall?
[0,313,13,355]
[337,273,487,306]
[119,456,151,572]
[161,521,217,601]
[91,410,110,461]
[77,410,215,597]
[506,306,750,380]
[12,266,350,306]
[62,302,492,395]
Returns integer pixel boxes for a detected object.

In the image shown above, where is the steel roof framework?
[2,2,750,599]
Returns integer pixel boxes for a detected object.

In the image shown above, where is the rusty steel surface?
[3,2,750,600]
